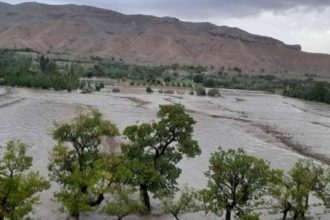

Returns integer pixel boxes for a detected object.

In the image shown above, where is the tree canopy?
[48,111,119,219]
[202,148,271,220]
[0,141,50,220]
[121,104,201,211]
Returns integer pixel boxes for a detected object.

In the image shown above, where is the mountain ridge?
[0,1,329,76]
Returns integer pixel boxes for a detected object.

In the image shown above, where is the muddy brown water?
[0,86,329,219]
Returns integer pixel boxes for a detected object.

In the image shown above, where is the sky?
[3,0,330,54]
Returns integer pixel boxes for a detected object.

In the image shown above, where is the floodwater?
[0,86,330,220]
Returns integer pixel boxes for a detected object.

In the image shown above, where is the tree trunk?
[293,212,298,220]
[174,214,179,220]
[282,210,288,220]
[140,185,151,212]
[305,194,309,209]
[225,209,231,220]
[0,215,4,220]
[68,212,79,220]
[89,193,104,206]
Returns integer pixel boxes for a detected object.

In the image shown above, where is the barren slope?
[0,2,330,76]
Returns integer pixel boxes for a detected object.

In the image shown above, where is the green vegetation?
[201,148,271,220]
[269,160,324,220]
[102,186,145,220]
[195,86,206,96]
[146,86,153,93]
[0,50,79,91]
[0,103,329,219]
[160,186,198,220]
[283,81,330,103]
[207,88,221,97]
[48,111,119,219]
[94,82,105,91]
[121,104,201,212]
[2,50,330,104]
[112,87,120,93]
[2,47,330,218]
[163,90,175,94]
[0,141,50,220]
[84,59,206,81]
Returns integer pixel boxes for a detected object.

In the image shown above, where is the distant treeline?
[0,50,79,91]
[84,58,330,104]
[1,50,330,104]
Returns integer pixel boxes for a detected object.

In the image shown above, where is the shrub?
[163,90,175,94]
[95,82,105,91]
[207,88,221,97]
[195,87,206,96]
[146,86,153,93]
[112,88,120,93]
[79,81,86,90]
[81,87,93,94]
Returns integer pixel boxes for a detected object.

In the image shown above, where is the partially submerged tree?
[270,159,324,220]
[48,111,119,219]
[207,88,221,97]
[315,167,330,209]
[0,140,50,220]
[102,185,145,220]
[203,148,271,220]
[122,104,201,212]
[268,170,293,220]
[195,86,206,96]
[160,186,198,220]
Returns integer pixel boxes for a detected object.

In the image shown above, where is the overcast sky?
[3,0,330,54]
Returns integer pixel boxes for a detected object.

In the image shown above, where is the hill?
[0,2,330,76]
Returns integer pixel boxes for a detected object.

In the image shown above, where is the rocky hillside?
[0,2,330,76]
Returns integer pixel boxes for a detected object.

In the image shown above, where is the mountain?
[0,2,330,76]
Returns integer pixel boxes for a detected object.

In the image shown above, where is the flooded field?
[0,86,330,219]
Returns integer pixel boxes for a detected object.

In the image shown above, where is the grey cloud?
[4,0,330,19]
[72,0,330,19]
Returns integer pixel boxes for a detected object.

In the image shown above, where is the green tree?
[193,74,204,84]
[309,81,328,102]
[102,185,145,220]
[48,111,119,219]
[203,148,271,220]
[160,186,198,220]
[122,104,201,212]
[0,141,50,220]
[207,88,221,97]
[268,170,293,220]
[315,167,330,210]
[146,86,153,93]
[270,159,324,220]
[39,55,56,74]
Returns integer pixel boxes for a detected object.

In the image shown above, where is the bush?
[81,87,93,94]
[195,87,206,96]
[207,88,221,97]
[112,88,120,93]
[163,90,175,94]
[95,82,105,91]
[146,86,153,93]
[193,74,204,84]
